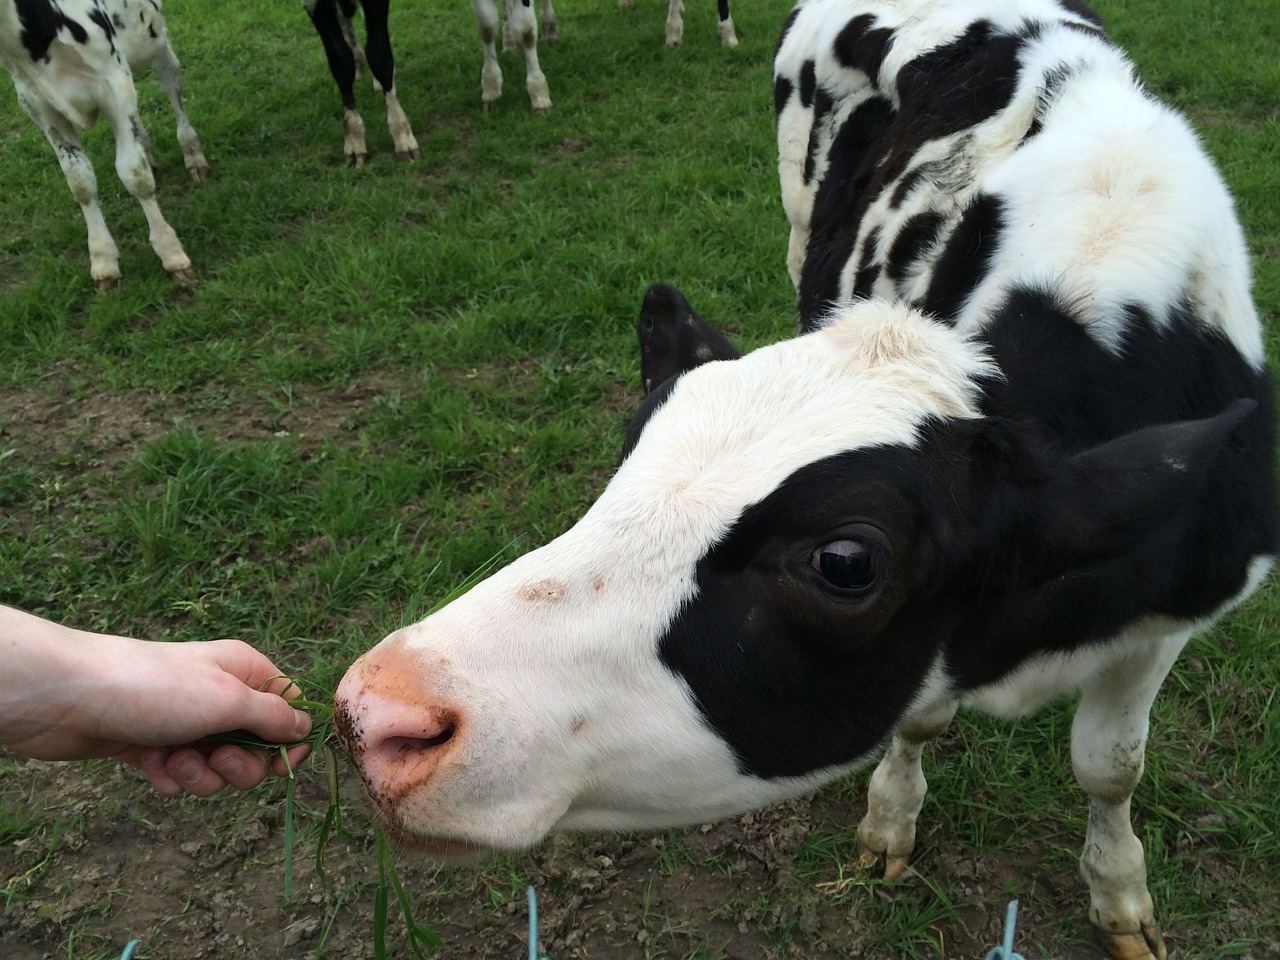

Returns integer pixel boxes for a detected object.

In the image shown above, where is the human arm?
[0,604,311,797]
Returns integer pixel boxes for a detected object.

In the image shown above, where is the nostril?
[380,721,456,758]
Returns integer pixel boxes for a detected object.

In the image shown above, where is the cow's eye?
[810,538,883,596]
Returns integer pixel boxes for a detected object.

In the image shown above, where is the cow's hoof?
[1098,924,1166,960]
[188,163,210,182]
[397,148,419,162]
[169,267,198,288]
[94,275,120,293]
[855,847,910,881]
[346,152,368,169]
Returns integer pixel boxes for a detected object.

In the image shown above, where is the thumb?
[236,687,312,745]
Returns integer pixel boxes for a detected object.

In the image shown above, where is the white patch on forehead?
[595,302,994,552]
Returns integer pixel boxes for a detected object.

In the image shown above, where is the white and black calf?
[302,0,418,166]
[2,0,204,289]
[334,2,1276,958]
[475,0,738,114]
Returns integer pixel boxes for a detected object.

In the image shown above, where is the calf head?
[334,286,1253,858]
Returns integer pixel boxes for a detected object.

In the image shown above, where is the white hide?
[775,0,1262,368]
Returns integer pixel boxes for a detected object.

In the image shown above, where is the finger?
[133,747,185,799]
[208,744,271,791]
[165,747,229,798]
[207,639,303,700]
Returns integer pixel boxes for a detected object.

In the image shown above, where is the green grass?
[1,0,1277,957]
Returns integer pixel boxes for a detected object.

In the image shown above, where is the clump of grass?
[208,550,511,955]
[206,684,443,955]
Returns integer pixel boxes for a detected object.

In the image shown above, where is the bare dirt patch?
[5,745,1277,960]
[0,379,168,476]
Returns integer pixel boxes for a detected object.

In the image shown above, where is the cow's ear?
[956,399,1257,592]
[636,284,741,395]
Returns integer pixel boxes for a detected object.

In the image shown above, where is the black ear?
[959,399,1259,592]
[636,284,741,395]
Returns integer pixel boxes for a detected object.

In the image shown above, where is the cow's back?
[774,0,1262,367]
[774,0,1277,656]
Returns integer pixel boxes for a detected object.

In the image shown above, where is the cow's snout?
[333,641,460,804]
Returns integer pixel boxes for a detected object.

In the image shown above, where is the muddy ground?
[4,732,1278,960]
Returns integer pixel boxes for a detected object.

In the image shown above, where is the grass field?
[1,0,1278,957]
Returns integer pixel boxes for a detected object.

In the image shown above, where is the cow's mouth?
[394,830,488,860]
[362,793,491,861]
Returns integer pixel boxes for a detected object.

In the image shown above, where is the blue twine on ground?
[527,886,551,960]
[983,900,1028,960]
[119,940,141,960]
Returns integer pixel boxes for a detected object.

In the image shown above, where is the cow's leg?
[505,0,550,111]
[716,0,738,47]
[1072,633,1188,960]
[132,106,158,171]
[147,41,210,181]
[540,0,558,44]
[665,0,685,46]
[359,0,418,160]
[500,0,516,53]
[473,0,505,109]
[19,92,121,290]
[856,698,958,881]
[304,0,367,166]
[337,0,367,81]
[101,81,196,288]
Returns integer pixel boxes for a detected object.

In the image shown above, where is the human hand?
[0,606,312,797]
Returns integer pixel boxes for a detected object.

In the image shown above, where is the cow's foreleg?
[23,96,121,291]
[337,2,367,81]
[500,0,516,53]
[473,0,505,109]
[665,0,685,47]
[148,42,209,181]
[1072,632,1189,960]
[505,0,550,112]
[103,87,195,288]
[716,0,738,47]
[539,0,558,44]
[359,0,418,161]
[305,0,367,166]
[856,698,957,881]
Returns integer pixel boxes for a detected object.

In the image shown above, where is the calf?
[476,0,738,114]
[334,1,1276,958]
[302,0,418,166]
[2,0,203,289]
[620,0,738,50]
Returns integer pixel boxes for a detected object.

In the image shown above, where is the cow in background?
[334,2,1276,959]
[2,0,204,289]
[302,0,418,167]
[620,0,738,50]
[477,0,738,114]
